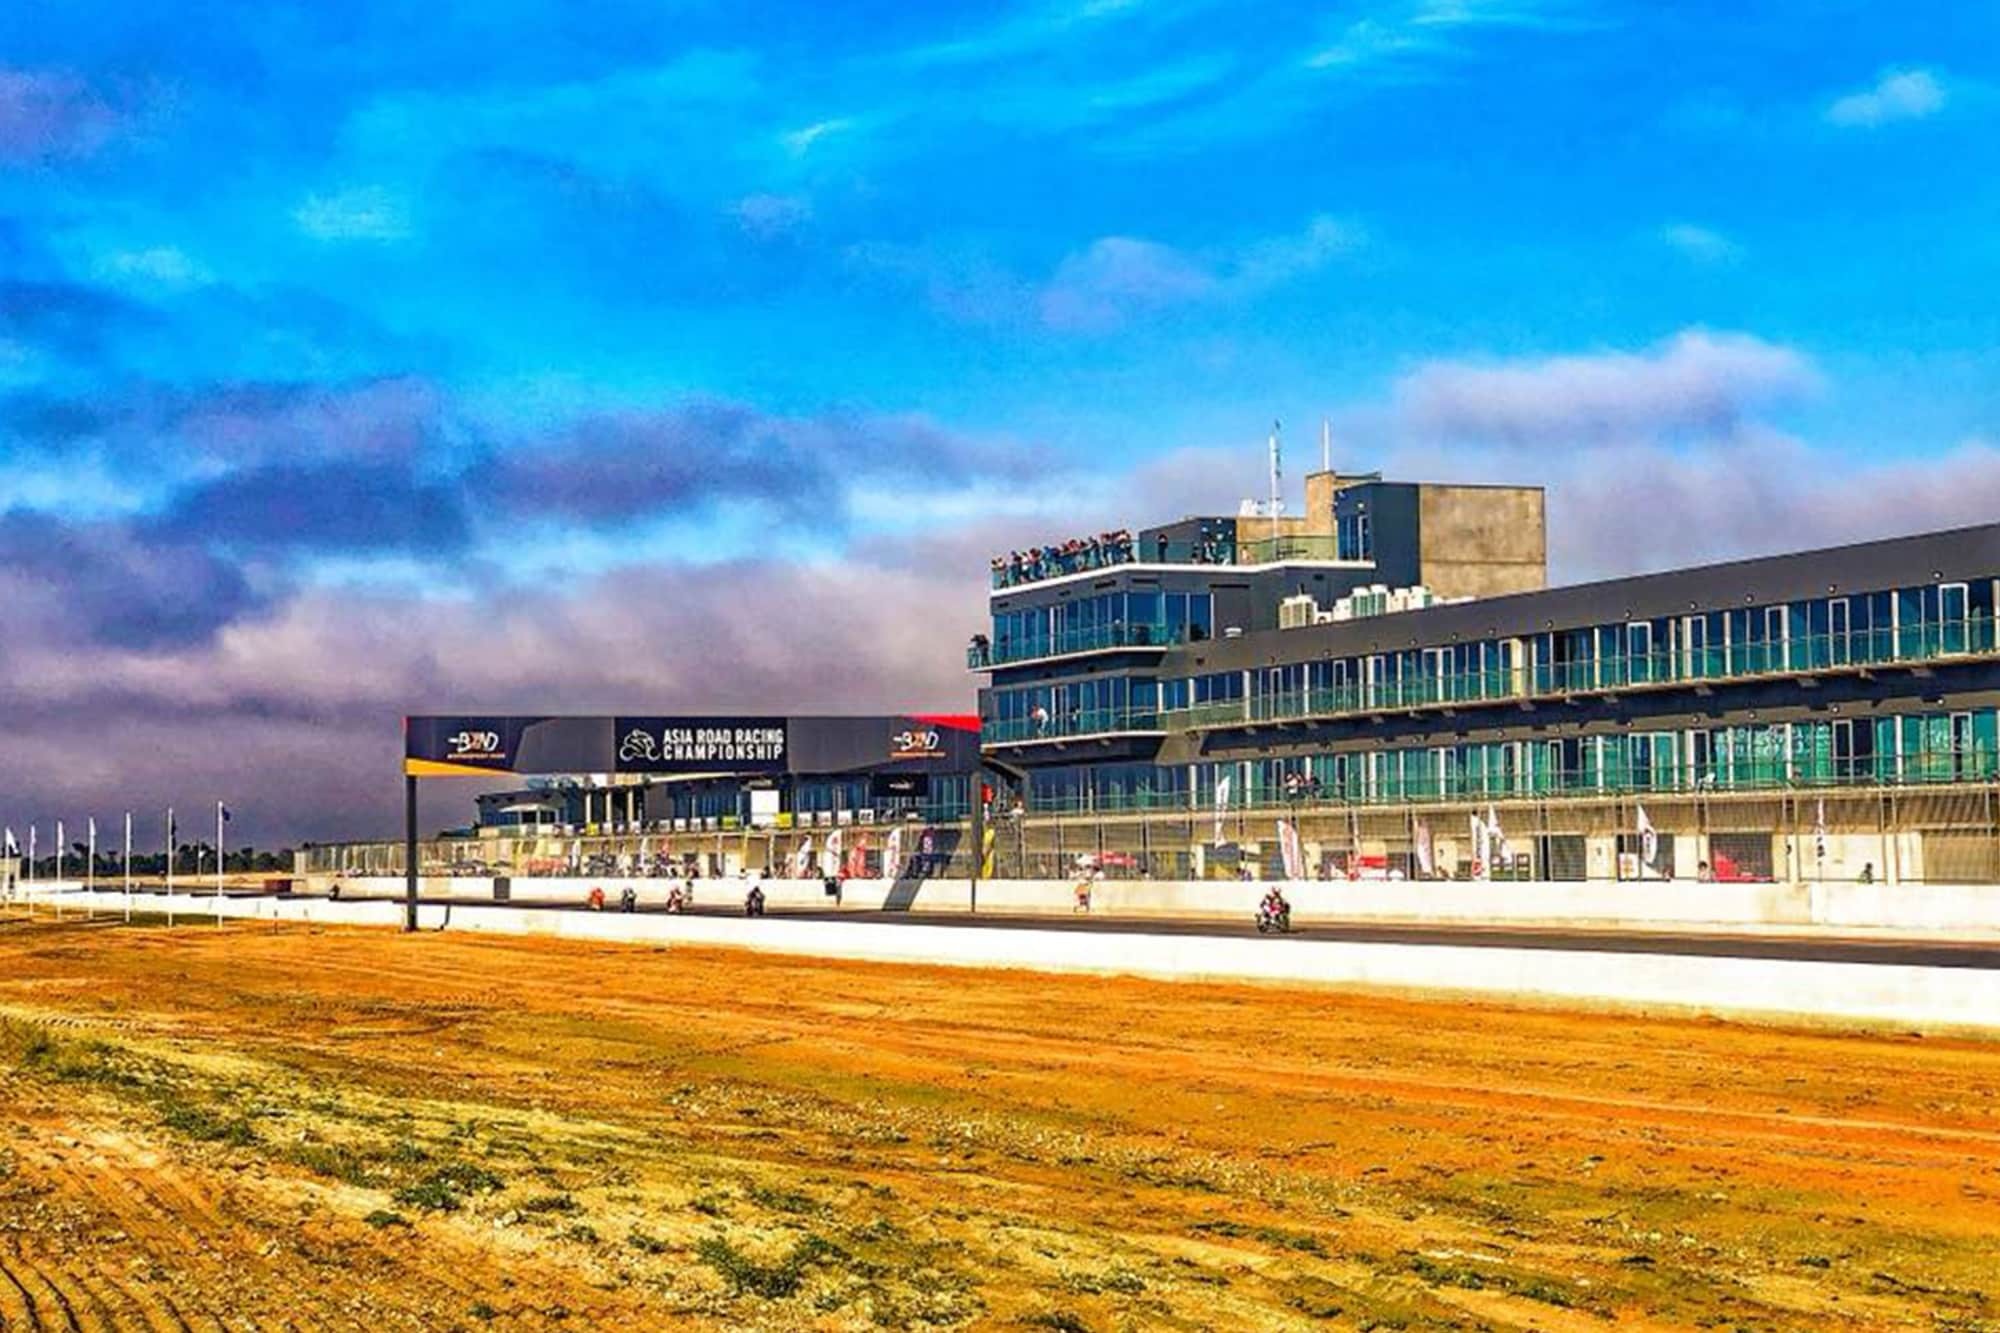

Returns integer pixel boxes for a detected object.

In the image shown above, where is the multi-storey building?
[976,468,2000,877]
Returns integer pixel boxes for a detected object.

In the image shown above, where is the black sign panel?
[870,772,932,799]
[612,717,789,774]
[407,714,973,778]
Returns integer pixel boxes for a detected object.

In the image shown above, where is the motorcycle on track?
[1255,893,1292,935]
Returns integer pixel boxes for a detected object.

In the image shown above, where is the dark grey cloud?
[151,457,471,555]
[2,374,448,461]
[482,399,1044,524]
[0,68,122,163]
[0,278,151,363]
[0,509,265,649]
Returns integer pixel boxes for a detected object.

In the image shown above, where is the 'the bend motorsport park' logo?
[889,727,945,760]
[446,729,505,762]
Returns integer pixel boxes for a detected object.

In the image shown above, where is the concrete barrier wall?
[292,872,2000,936]
[18,884,2000,1032]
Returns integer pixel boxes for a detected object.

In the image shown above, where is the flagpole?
[124,812,133,923]
[55,820,64,921]
[85,817,95,921]
[165,807,175,928]
[215,800,225,925]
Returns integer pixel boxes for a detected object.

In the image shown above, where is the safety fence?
[298,782,2000,887]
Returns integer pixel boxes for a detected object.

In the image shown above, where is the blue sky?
[2,0,1997,840]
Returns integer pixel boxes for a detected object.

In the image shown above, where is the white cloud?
[293,186,411,242]
[94,245,214,291]
[733,192,812,237]
[1038,213,1362,332]
[780,118,853,156]
[1394,329,1818,444]
[1658,222,1740,265]
[1826,67,1946,128]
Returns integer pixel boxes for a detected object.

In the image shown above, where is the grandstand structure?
[304,467,2000,887]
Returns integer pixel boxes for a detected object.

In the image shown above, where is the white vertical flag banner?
[87,817,96,893]
[123,812,133,921]
[792,836,814,878]
[1813,797,1828,863]
[216,802,231,922]
[1485,803,1507,870]
[1212,774,1231,846]
[882,827,904,882]
[1470,814,1489,880]
[822,828,844,878]
[1276,819,1305,881]
[1413,819,1434,878]
[56,819,65,879]
[1637,802,1658,870]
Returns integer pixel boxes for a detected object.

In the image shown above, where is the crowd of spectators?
[990,529,1247,587]
[992,530,1136,587]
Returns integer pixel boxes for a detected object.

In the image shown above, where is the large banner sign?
[612,717,788,774]
[406,714,972,778]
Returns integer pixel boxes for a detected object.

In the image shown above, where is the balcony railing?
[1236,532,1344,563]
[992,540,1234,589]
[975,621,1180,668]
[1158,620,2000,731]
[1013,747,2000,816]
[982,709,1163,744]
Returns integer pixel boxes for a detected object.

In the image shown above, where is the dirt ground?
[0,915,1997,1332]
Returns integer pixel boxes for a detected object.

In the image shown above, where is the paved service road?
[312,891,2000,970]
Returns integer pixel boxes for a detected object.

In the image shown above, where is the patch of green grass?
[468,1300,497,1322]
[393,1162,505,1213]
[746,1182,818,1214]
[362,1209,409,1230]
[1063,1266,1146,1296]
[696,1232,843,1300]
[158,1099,259,1147]
[689,1193,727,1217]
[627,1231,668,1255]
[1,1020,140,1087]
[565,1223,599,1245]
[517,1192,579,1214]
[285,1141,382,1187]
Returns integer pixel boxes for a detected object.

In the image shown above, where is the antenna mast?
[1321,416,1331,473]
[1267,420,1282,545]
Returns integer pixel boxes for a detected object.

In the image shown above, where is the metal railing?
[983,709,1163,744]
[991,534,1355,590]
[1161,619,2000,731]
[978,620,1180,668]
[1012,747,2000,816]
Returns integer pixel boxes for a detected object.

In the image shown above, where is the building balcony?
[981,709,1164,746]
[1013,747,2000,817]
[989,533,1353,591]
[1159,620,2000,732]
[970,621,1181,670]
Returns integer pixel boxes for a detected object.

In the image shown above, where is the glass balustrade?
[1155,617,2000,732]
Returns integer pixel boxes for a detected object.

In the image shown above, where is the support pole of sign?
[969,779,984,916]
[973,756,1028,918]
[404,775,419,933]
